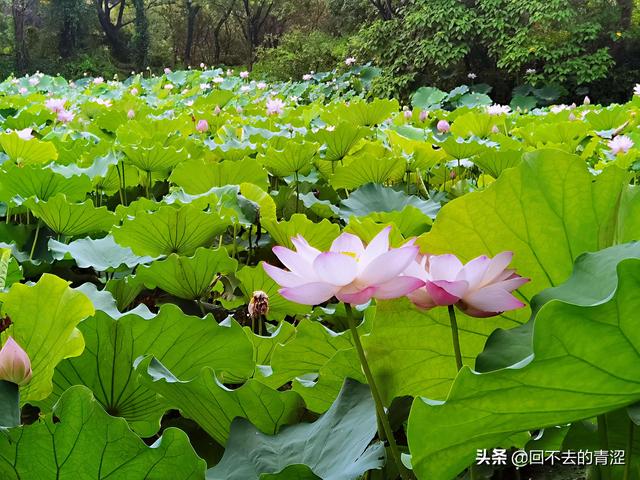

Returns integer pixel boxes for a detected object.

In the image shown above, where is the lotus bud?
[419,110,428,122]
[127,109,135,119]
[568,112,576,121]
[437,119,450,133]
[248,291,269,319]
[214,105,221,115]
[164,67,172,74]
[491,125,500,134]
[130,87,139,96]
[196,119,209,133]
[404,109,412,120]
[0,337,32,386]
[583,96,591,105]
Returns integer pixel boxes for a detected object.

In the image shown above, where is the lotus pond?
[0,68,639,480]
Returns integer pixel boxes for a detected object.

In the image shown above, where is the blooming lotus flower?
[18,87,27,94]
[45,98,66,113]
[486,104,511,115]
[28,77,39,86]
[257,82,267,90]
[164,67,172,74]
[634,84,640,96]
[609,135,634,155]
[57,109,75,123]
[263,227,423,305]
[196,119,209,132]
[303,74,313,81]
[200,83,211,90]
[0,337,32,386]
[93,77,104,85]
[437,119,450,133]
[240,71,249,79]
[266,98,285,116]
[127,109,135,119]
[164,83,174,90]
[407,252,529,317]
[345,57,357,66]
[94,98,111,107]
[213,77,224,84]
[467,72,477,80]
[14,128,33,140]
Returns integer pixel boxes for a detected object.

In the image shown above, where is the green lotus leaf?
[0,165,92,204]
[330,144,405,190]
[121,144,189,172]
[407,256,640,480]
[138,356,305,445]
[0,132,58,164]
[411,87,447,111]
[206,379,384,480]
[45,304,254,436]
[313,122,371,163]
[449,112,497,138]
[263,213,339,251]
[171,157,269,194]
[136,247,237,300]
[0,385,205,479]
[259,140,318,177]
[105,275,145,311]
[240,182,277,222]
[439,136,490,159]
[25,194,116,236]
[509,94,538,112]
[473,149,523,178]
[517,121,589,151]
[0,248,22,289]
[0,273,94,402]
[0,380,19,428]
[49,235,158,270]
[585,105,628,131]
[247,321,296,367]
[331,98,399,126]
[112,204,230,257]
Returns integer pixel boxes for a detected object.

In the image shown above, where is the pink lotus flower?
[263,227,423,305]
[200,62,206,68]
[28,77,39,86]
[93,77,104,85]
[404,109,413,120]
[491,125,500,134]
[303,74,313,81]
[130,87,139,96]
[18,87,27,95]
[407,252,529,317]
[164,83,174,90]
[266,98,285,116]
[57,109,75,123]
[257,82,267,90]
[345,57,357,66]
[609,135,634,155]
[0,336,32,386]
[437,119,450,133]
[14,128,34,140]
[164,67,172,74]
[127,109,135,119]
[214,105,222,115]
[213,77,224,84]
[240,71,250,79]
[45,98,66,113]
[196,119,209,132]
[419,110,428,122]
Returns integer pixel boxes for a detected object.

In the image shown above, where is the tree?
[12,0,30,72]
[132,0,149,66]
[234,0,277,67]
[184,0,201,64]
[95,0,131,61]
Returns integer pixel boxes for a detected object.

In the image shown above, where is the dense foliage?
[1,68,640,479]
[1,0,639,102]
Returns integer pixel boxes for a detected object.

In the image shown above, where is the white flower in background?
[93,77,104,85]
[240,85,250,93]
[266,98,285,116]
[467,73,477,80]
[634,84,640,96]
[213,77,224,84]
[345,57,357,66]
[549,104,569,114]
[257,82,267,90]
[486,104,511,115]
[28,77,39,86]
[608,135,634,155]
[303,74,313,81]
[526,68,536,74]
[240,71,250,79]
[200,83,211,90]
[164,84,174,90]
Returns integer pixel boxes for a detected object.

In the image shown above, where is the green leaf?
[0,132,58,164]
[473,149,522,178]
[206,379,385,480]
[259,141,317,177]
[330,145,405,190]
[332,98,399,126]
[263,213,340,251]
[138,356,304,445]
[25,194,116,236]
[136,247,237,300]
[449,112,496,138]
[121,144,189,172]
[112,204,230,257]
[411,87,447,111]
[439,137,489,159]
[0,274,94,402]
[313,122,370,163]
[0,385,206,479]
[49,235,158,270]
[171,157,269,194]
[0,380,19,428]
[46,304,253,436]
[0,165,92,204]
[407,256,640,480]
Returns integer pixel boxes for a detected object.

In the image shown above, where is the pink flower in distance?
[164,67,172,74]
[93,77,104,85]
[345,57,357,66]
[407,252,529,317]
[0,337,32,386]
[303,74,313,81]
[266,98,285,116]
[257,82,267,90]
[437,119,450,133]
[18,87,27,95]
[196,119,209,132]
[127,109,135,119]
[240,71,249,79]
[214,105,222,115]
[419,110,428,122]
[57,109,75,123]
[263,227,423,305]
[404,109,413,120]
[130,87,139,96]
[45,98,66,113]
[608,135,634,155]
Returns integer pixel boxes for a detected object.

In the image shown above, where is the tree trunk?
[184,0,200,64]
[617,0,633,30]
[12,0,29,73]
[95,0,130,62]
[133,0,149,67]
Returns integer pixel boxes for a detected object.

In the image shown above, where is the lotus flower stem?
[29,221,41,261]
[624,419,634,480]
[345,303,412,480]
[447,305,463,371]
[598,414,611,480]
[294,171,300,214]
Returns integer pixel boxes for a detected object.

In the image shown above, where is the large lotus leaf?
[263,213,340,251]
[449,112,497,138]
[259,140,317,177]
[473,149,523,178]
[240,182,277,222]
[75,282,154,320]
[247,322,296,367]
[0,248,22,289]
[329,145,405,190]
[313,122,370,162]
[339,183,440,221]
[439,136,490,159]
[112,204,230,257]
[584,105,628,131]
[0,132,58,164]
[105,275,145,311]
[121,144,189,172]
[171,157,269,193]
[407,256,640,480]
[25,194,116,236]
[0,165,91,204]
[411,87,447,111]
[0,386,205,479]
[206,379,385,480]
[136,247,237,300]
[331,98,399,126]
[46,304,254,436]
[0,274,94,402]
[49,235,158,270]
[517,121,589,151]
[236,264,312,321]
[138,356,305,445]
